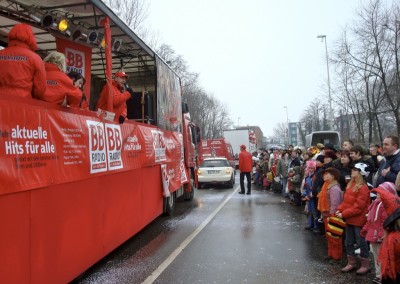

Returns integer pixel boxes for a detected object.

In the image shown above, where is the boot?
[356,258,371,275]
[341,255,357,272]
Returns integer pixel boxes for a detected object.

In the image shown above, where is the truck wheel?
[164,192,176,216]
[184,177,195,201]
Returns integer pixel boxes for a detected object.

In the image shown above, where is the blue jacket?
[302,173,314,198]
[375,151,400,187]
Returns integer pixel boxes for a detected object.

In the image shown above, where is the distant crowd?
[248,136,400,284]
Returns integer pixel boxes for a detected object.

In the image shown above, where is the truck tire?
[184,177,195,201]
[164,192,176,216]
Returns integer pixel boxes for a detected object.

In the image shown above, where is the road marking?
[142,186,238,284]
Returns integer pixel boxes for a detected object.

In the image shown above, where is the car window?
[202,160,229,167]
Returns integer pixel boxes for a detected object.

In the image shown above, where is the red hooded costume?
[0,23,46,99]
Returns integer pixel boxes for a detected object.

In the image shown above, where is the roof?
[0,0,158,85]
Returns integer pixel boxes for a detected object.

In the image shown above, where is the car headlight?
[197,169,202,174]
[225,168,231,174]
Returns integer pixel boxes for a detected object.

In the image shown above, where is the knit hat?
[240,144,246,150]
[372,187,400,228]
[376,182,398,197]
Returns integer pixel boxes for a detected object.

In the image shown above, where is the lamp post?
[317,35,333,129]
[237,116,241,128]
[283,106,289,148]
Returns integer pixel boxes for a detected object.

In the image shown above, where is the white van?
[305,131,341,149]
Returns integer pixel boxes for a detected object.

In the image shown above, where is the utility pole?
[317,35,333,129]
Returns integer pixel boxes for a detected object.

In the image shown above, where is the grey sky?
[147,0,363,137]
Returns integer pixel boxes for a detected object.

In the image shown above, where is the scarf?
[378,231,400,280]
[317,181,338,212]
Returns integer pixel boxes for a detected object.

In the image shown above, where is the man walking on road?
[239,144,253,195]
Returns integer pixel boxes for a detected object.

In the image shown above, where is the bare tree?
[272,122,287,138]
[156,44,233,138]
[102,0,152,40]
[332,0,400,140]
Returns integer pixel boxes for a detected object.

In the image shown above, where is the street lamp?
[317,35,333,129]
[283,106,289,148]
[237,116,241,128]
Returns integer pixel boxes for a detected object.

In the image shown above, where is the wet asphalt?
[73,176,374,284]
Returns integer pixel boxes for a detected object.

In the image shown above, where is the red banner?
[56,37,92,102]
[0,97,185,195]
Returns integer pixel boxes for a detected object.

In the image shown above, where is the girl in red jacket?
[361,182,398,283]
[372,187,400,284]
[336,163,371,274]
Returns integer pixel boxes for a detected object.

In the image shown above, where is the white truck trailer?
[223,129,257,168]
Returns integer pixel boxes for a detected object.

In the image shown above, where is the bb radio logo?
[105,123,123,170]
[87,121,107,173]
[86,121,123,173]
[151,130,166,163]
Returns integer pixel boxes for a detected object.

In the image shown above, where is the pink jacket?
[360,199,387,243]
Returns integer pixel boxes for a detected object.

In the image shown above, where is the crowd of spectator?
[249,136,400,284]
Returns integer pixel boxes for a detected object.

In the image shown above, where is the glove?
[119,115,125,124]
[124,84,134,98]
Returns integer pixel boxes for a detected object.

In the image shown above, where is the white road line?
[142,186,238,284]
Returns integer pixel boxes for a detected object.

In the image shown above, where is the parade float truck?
[0,1,201,283]
[198,139,236,169]
[223,129,257,168]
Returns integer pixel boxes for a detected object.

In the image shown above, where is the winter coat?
[288,166,301,193]
[0,39,46,99]
[96,80,131,121]
[38,63,82,106]
[327,184,343,216]
[311,166,324,196]
[360,199,387,243]
[375,151,400,187]
[337,183,370,227]
[302,173,315,199]
[276,158,289,178]
[239,150,253,173]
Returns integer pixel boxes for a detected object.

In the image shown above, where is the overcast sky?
[147,0,366,137]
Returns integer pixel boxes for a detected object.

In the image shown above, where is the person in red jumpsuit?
[238,144,253,195]
[96,71,133,124]
[0,23,46,99]
[38,52,82,107]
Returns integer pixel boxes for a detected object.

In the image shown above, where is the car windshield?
[201,160,229,167]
